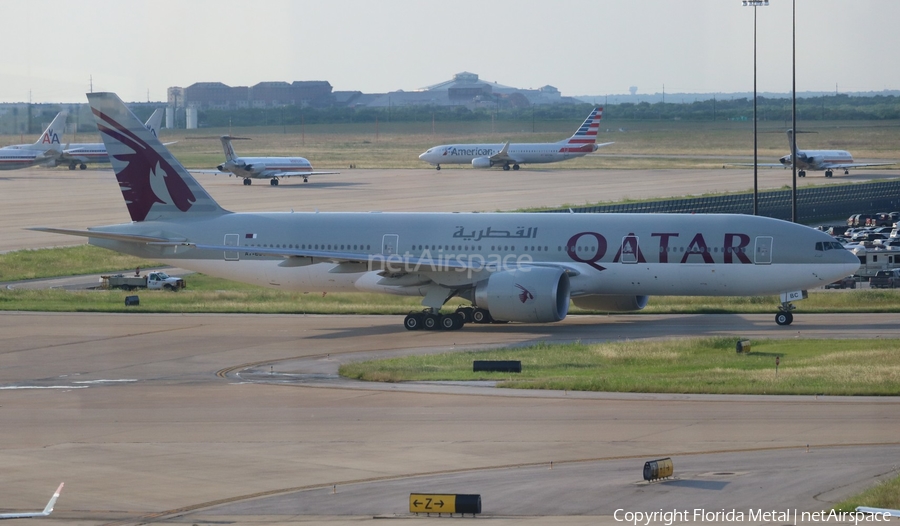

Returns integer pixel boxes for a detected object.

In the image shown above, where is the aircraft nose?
[418,151,428,160]
[840,247,862,275]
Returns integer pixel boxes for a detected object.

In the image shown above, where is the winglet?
[41,483,64,516]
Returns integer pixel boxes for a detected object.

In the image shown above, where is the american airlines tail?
[32,111,68,151]
[87,92,228,222]
[559,107,603,153]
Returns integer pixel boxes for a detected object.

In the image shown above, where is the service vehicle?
[102,271,185,291]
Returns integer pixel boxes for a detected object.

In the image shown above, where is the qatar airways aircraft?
[198,135,337,186]
[0,483,63,520]
[55,108,164,170]
[756,130,896,177]
[35,93,858,331]
[418,107,613,171]
[0,112,67,170]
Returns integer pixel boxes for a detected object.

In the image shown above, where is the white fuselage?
[220,156,314,178]
[780,149,853,170]
[419,142,591,167]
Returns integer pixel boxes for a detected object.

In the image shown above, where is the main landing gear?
[435,165,441,171]
[824,169,833,178]
[403,306,505,331]
[501,163,520,171]
[270,178,279,186]
[68,162,87,170]
[242,178,252,185]
[798,170,807,177]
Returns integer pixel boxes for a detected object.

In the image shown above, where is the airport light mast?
[742,0,768,216]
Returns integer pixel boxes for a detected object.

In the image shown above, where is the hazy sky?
[4,0,899,103]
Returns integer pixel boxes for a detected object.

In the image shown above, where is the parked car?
[825,276,857,289]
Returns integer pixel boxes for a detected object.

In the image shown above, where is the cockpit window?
[816,241,844,251]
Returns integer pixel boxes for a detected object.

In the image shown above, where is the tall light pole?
[791,0,798,223]
[743,0,768,216]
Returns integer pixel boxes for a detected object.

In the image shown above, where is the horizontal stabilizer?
[28,227,179,244]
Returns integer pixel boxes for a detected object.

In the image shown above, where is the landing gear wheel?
[404,313,423,331]
[79,163,87,170]
[68,164,76,171]
[243,179,251,186]
[270,178,279,186]
[303,178,308,183]
[436,165,441,171]
[844,169,849,175]
[512,164,520,171]
[472,308,492,324]
[423,313,439,330]
[798,170,806,178]
[775,311,794,326]
[825,170,833,178]
[502,164,511,171]
[456,306,474,324]
[440,314,464,331]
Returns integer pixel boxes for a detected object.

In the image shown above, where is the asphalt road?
[1,166,899,525]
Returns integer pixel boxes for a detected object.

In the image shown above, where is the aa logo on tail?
[41,129,61,144]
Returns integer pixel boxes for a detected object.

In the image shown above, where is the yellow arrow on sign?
[410,494,456,513]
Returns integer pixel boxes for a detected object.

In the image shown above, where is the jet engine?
[471,157,493,169]
[473,267,570,323]
[571,294,649,312]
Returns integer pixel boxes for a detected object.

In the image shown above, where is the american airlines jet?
[776,130,895,177]
[418,107,613,171]
[55,108,165,170]
[200,135,337,186]
[35,93,858,331]
[0,112,67,170]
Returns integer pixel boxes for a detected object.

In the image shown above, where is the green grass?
[0,245,156,282]
[338,337,900,395]
[833,474,900,512]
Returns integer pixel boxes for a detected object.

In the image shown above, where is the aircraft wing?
[488,142,516,163]
[269,170,340,178]
[825,162,897,169]
[189,169,228,175]
[28,227,182,244]
[0,483,63,519]
[856,507,900,518]
[730,163,788,168]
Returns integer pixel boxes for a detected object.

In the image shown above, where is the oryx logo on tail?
[92,108,196,222]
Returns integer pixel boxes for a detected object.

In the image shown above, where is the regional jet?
[34,93,859,332]
[199,135,337,186]
[0,112,67,170]
[0,483,63,520]
[418,107,613,171]
[55,108,165,170]
[768,130,895,177]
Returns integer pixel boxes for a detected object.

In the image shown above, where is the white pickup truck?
[102,271,185,291]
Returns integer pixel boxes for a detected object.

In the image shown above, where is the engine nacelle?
[571,294,649,312]
[474,267,570,323]
[472,156,493,169]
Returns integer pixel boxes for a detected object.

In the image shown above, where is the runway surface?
[2,165,899,524]
[1,312,898,525]
[3,166,899,252]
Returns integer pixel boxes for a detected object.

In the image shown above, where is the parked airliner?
[418,107,613,171]
[777,130,895,177]
[0,483,63,520]
[55,108,164,170]
[199,135,337,186]
[35,93,858,331]
[0,112,67,170]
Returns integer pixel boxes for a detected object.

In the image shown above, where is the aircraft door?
[754,236,773,265]
[382,234,399,256]
[224,234,239,261]
[620,234,639,264]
